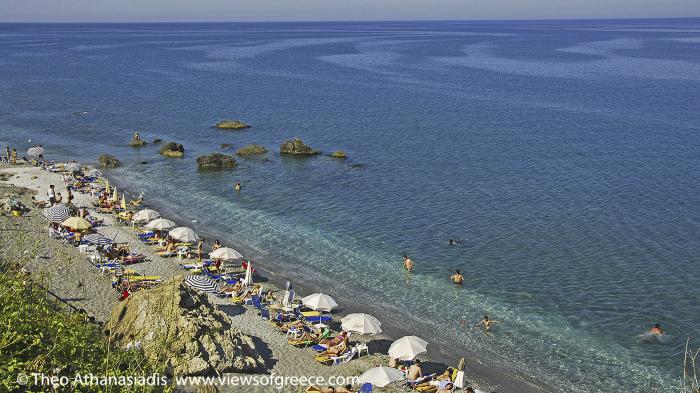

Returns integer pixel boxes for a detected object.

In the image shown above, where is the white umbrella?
[209,247,243,260]
[145,218,175,230]
[242,261,253,286]
[341,313,382,335]
[358,367,404,387]
[27,147,44,157]
[65,162,81,172]
[282,290,291,307]
[301,293,338,312]
[169,227,199,243]
[388,336,428,361]
[133,208,160,222]
[86,169,103,178]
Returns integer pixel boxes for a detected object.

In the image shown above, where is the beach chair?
[314,343,350,365]
[329,346,358,366]
[358,383,373,393]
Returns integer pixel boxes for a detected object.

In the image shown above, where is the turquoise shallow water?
[1,19,699,392]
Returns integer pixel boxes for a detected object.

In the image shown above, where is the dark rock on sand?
[196,153,237,170]
[329,150,347,159]
[98,153,121,168]
[236,144,268,156]
[279,138,321,155]
[214,120,250,130]
[104,277,264,376]
[159,142,185,158]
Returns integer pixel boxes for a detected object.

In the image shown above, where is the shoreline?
[1,159,552,393]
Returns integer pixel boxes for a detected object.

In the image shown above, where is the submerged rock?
[280,138,320,155]
[214,120,250,130]
[98,153,121,168]
[153,138,163,144]
[104,277,264,376]
[329,150,347,159]
[236,144,268,156]
[220,143,232,149]
[196,153,237,169]
[159,142,185,158]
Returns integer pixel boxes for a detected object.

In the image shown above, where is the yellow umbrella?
[111,187,118,202]
[61,216,92,231]
[121,194,127,210]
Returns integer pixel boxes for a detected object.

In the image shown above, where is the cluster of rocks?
[159,142,185,158]
[104,277,264,376]
[0,197,28,214]
[98,153,121,168]
[214,120,250,130]
[196,153,237,170]
[280,138,321,155]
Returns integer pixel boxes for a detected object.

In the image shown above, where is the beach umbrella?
[133,209,160,222]
[209,247,243,260]
[184,275,218,294]
[145,218,175,230]
[27,147,44,157]
[83,233,112,246]
[65,162,81,172]
[358,367,404,387]
[111,187,118,202]
[388,336,428,361]
[301,293,338,312]
[341,313,383,335]
[61,216,92,231]
[45,204,71,223]
[169,227,199,243]
[86,169,102,178]
[105,179,110,196]
[120,194,127,210]
[242,261,253,286]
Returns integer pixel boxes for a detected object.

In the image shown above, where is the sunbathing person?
[318,338,347,357]
[417,367,454,389]
[407,359,423,381]
[292,327,328,342]
[276,319,305,332]
[305,385,353,393]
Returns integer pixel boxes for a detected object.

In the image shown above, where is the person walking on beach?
[450,269,464,284]
[212,239,221,251]
[403,255,414,272]
[66,186,74,206]
[197,238,205,262]
[47,185,56,206]
[10,148,17,164]
[4,146,9,162]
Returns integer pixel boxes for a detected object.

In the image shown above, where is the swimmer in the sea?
[649,323,664,336]
[448,239,456,245]
[450,269,464,284]
[475,315,499,333]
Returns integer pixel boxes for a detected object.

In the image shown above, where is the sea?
[1,19,699,392]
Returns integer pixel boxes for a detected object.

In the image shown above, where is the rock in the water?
[220,143,232,149]
[98,153,121,168]
[153,138,163,144]
[159,142,185,158]
[329,150,347,159]
[279,138,321,155]
[196,153,237,170]
[236,144,268,156]
[129,138,147,147]
[214,120,250,130]
[104,277,264,376]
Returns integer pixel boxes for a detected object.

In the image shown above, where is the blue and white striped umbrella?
[45,204,71,223]
[27,147,44,157]
[83,233,113,246]
[184,275,218,294]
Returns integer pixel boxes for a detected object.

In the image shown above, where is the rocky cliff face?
[103,277,264,376]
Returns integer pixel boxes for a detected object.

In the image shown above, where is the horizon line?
[1,16,700,24]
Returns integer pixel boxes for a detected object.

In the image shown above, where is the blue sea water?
[1,19,699,392]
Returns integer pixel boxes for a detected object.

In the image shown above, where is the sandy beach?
[2,161,521,393]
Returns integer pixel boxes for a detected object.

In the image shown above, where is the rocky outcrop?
[153,138,163,144]
[220,144,232,149]
[129,135,147,147]
[214,120,250,130]
[196,153,237,170]
[104,277,264,376]
[98,153,121,168]
[280,138,320,155]
[159,142,185,158]
[236,144,268,156]
[329,150,347,159]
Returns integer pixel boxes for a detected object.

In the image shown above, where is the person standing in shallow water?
[403,255,414,271]
[450,269,464,284]
[234,182,241,192]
